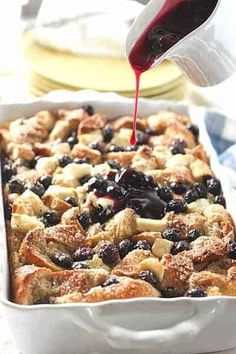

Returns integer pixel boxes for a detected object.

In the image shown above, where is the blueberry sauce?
[128,0,218,145]
[130,70,141,146]
[90,168,166,220]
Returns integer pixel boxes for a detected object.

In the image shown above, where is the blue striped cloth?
[205,110,236,189]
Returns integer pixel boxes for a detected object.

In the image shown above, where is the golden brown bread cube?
[52,276,160,304]
[13,265,108,304]
[71,144,102,164]
[189,271,236,296]
[78,114,106,135]
[161,254,194,294]
[113,116,147,131]
[19,225,89,271]
[184,236,229,265]
[112,250,152,278]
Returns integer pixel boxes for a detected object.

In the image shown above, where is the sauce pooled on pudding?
[90,168,167,220]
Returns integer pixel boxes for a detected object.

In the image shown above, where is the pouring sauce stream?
[128,0,218,145]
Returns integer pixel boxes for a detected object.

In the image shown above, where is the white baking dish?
[0,91,236,354]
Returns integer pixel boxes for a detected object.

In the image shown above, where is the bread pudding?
[0,105,235,305]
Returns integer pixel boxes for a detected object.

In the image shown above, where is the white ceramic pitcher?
[126,0,236,87]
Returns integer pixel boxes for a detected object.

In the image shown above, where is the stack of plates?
[22,31,187,98]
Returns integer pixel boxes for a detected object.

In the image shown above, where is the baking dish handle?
[69,301,220,349]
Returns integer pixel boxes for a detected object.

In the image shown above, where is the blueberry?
[67,136,78,148]
[170,182,188,195]
[90,206,102,224]
[118,239,134,259]
[228,241,236,259]
[187,124,199,139]
[207,178,222,196]
[65,196,78,207]
[185,288,207,298]
[29,155,42,169]
[116,168,154,190]
[91,206,115,224]
[170,139,187,155]
[163,228,181,242]
[89,142,104,153]
[52,252,73,269]
[87,176,107,195]
[8,179,24,194]
[145,128,156,136]
[34,299,51,305]
[166,199,187,213]
[100,206,115,223]
[107,145,124,153]
[2,164,17,184]
[1,155,10,166]
[102,125,114,143]
[139,270,159,289]
[72,262,90,269]
[156,187,173,202]
[42,211,60,226]
[79,175,92,185]
[73,247,94,262]
[137,131,150,145]
[161,287,180,298]
[74,157,90,164]
[28,182,45,198]
[82,104,94,116]
[134,240,151,251]
[4,203,12,220]
[58,155,73,167]
[202,175,212,185]
[107,160,121,170]
[171,240,189,255]
[98,242,119,265]
[184,189,200,204]
[101,278,120,287]
[144,175,156,189]
[214,194,226,208]
[39,175,52,189]
[106,182,124,198]
[77,213,91,229]
[193,183,207,199]
[187,229,201,243]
